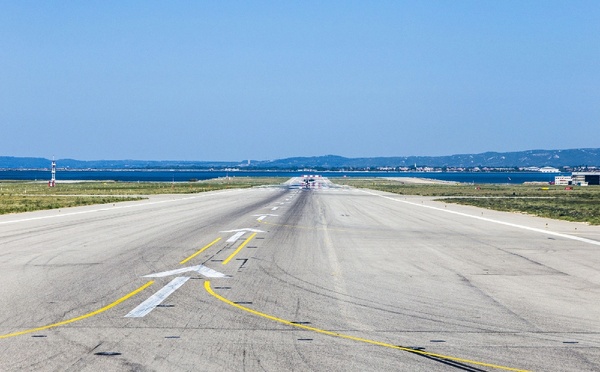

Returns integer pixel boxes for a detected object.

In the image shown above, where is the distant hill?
[1,148,599,170]
[0,156,50,169]
[0,157,239,169]
[56,159,237,169]
[249,149,600,169]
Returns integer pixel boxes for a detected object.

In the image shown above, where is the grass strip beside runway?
[0,178,286,215]
[335,178,600,225]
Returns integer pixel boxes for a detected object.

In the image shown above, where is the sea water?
[0,169,566,184]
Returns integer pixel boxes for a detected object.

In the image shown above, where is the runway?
[0,179,599,371]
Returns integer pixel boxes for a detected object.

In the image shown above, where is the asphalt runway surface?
[1,178,599,371]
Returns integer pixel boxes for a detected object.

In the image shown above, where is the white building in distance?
[554,176,572,185]
[540,166,560,173]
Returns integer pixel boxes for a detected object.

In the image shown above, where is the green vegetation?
[0,195,145,215]
[5,177,598,225]
[443,197,600,225]
[0,177,286,215]
[333,178,600,225]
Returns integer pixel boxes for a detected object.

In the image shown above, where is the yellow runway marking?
[222,232,257,265]
[205,281,529,372]
[180,237,222,264]
[0,281,154,339]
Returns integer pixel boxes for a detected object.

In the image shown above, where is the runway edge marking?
[204,281,529,372]
[0,188,245,226]
[362,190,600,246]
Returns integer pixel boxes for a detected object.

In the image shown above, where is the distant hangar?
[555,172,600,186]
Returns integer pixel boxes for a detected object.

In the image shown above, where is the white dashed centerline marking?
[253,214,277,222]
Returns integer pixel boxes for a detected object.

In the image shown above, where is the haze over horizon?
[2,2,598,162]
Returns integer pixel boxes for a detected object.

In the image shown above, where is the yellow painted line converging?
[0,281,154,339]
[204,281,529,372]
[180,237,222,264]
[222,232,257,265]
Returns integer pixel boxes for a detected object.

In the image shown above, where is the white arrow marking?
[125,277,189,318]
[271,207,279,211]
[195,265,228,278]
[144,264,227,278]
[256,216,267,221]
[227,231,246,243]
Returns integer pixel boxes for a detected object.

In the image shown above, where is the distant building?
[540,166,560,173]
[572,172,600,186]
[554,176,572,185]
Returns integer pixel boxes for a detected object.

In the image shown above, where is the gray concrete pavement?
[0,183,599,371]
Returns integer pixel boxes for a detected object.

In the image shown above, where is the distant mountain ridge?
[257,149,600,169]
[1,148,599,170]
[0,157,236,169]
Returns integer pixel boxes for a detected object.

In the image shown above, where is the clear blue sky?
[1,1,598,161]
